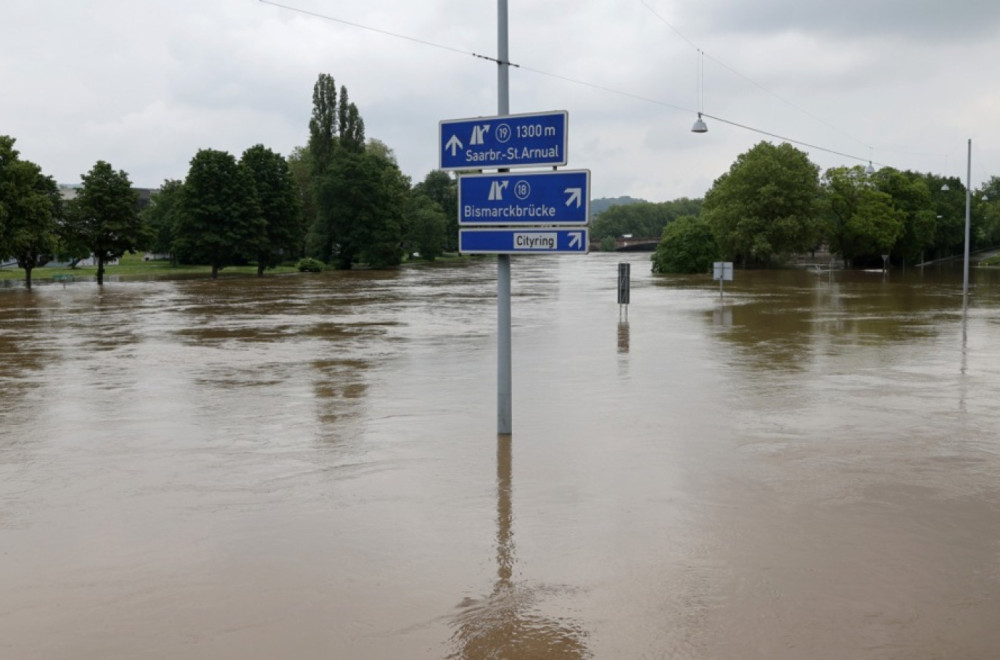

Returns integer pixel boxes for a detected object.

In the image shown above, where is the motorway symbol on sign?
[459,227,589,255]
[459,170,590,226]
[440,110,568,170]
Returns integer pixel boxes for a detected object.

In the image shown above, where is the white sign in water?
[713,262,734,281]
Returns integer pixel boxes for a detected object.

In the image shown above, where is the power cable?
[638,0,874,152]
[260,0,893,169]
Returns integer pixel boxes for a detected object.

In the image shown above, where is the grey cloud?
[694,0,1000,40]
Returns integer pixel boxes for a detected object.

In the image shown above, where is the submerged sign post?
[440,110,567,170]
[713,261,734,298]
[440,97,586,434]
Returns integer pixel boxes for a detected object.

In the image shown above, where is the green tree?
[141,179,184,262]
[305,73,369,264]
[413,170,458,252]
[651,214,718,274]
[976,176,1000,248]
[925,173,966,260]
[822,166,904,266]
[591,198,702,242]
[63,160,147,286]
[308,73,339,174]
[286,146,315,258]
[406,194,447,261]
[240,144,301,276]
[338,85,366,154]
[175,149,264,279]
[313,149,409,269]
[0,135,61,289]
[703,141,821,266]
[872,168,935,265]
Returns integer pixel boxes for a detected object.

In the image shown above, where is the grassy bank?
[0,252,470,285]
[0,253,297,284]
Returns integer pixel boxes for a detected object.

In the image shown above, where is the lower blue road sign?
[459,228,589,255]
[459,170,590,226]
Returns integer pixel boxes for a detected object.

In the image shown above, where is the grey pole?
[963,138,972,305]
[497,0,512,435]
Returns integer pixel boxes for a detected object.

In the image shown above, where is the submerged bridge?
[590,236,660,252]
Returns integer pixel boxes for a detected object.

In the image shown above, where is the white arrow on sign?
[445,134,463,157]
[564,187,582,208]
[569,232,583,249]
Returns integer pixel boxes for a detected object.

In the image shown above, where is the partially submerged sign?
[713,262,734,281]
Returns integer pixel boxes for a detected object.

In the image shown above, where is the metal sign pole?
[497,0,512,436]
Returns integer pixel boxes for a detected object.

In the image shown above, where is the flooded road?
[3,255,1000,659]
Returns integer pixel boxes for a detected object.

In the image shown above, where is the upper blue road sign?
[440,111,568,170]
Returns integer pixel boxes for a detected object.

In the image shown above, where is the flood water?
[3,254,1000,659]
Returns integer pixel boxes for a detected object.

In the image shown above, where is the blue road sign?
[459,228,589,255]
[440,110,568,170]
[459,170,590,226]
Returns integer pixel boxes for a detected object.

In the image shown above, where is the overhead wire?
[260,0,933,171]
[640,0,873,152]
[258,0,513,66]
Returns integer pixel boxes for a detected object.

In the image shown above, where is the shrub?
[651,215,718,274]
[296,257,325,272]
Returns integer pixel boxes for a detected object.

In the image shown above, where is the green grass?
[0,253,298,283]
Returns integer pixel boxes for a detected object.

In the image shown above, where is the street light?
[691,112,708,133]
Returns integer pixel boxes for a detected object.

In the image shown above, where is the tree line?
[650,141,1000,273]
[1,73,459,288]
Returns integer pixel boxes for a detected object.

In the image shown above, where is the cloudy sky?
[3,0,999,202]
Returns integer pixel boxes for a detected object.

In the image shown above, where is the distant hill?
[589,196,645,221]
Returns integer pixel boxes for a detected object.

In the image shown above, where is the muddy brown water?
[3,256,1000,659]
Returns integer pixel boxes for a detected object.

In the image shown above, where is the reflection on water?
[3,257,1000,659]
[448,436,590,659]
[616,321,629,354]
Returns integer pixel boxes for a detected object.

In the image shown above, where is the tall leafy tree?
[703,141,821,266]
[413,170,458,252]
[175,149,263,279]
[240,145,301,276]
[305,73,368,265]
[406,194,447,261]
[286,146,315,258]
[822,166,904,266]
[313,149,408,269]
[308,74,339,174]
[337,85,366,154]
[140,179,185,262]
[63,160,146,286]
[976,176,1000,248]
[0,135,61,289]
[872,168,935,265]
[925,173,966,259]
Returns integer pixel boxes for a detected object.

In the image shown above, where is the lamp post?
[962,139,972,303]
[691,113,708,133]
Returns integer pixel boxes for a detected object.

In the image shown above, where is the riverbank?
[0,252,471,286]
[0,254,299,284]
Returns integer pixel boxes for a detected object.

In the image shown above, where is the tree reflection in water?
[448,436,591,660]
